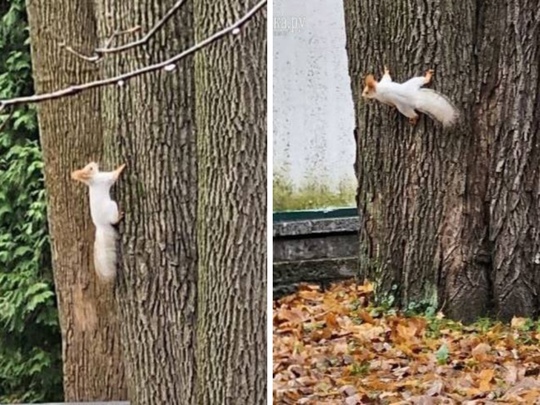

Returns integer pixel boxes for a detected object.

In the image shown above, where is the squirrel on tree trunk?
[71,162,126,281]
[361,66,459,127]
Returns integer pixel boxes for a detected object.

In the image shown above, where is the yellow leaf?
[358,281,374,293]
[477,368,495,391]
[354,324,385,341]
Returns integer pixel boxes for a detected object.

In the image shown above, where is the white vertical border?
[266,0,274,402]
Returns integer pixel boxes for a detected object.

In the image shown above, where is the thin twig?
[0,0,266,109]
[62,26,142,62]
[63,45,100,62]
[65,0,187,62]
[96,0,187,55]
[103,26,142,49]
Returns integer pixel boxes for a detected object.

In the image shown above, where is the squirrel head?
[71,162,99,184]
[361,74,377,99]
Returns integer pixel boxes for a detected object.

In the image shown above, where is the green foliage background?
[0,0,63,402]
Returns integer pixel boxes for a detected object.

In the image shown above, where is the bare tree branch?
[0,0,266,110]
[62,26,143,62]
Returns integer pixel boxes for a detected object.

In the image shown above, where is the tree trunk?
[194,1,267,403]
[93,1,198,403]
[343,0,540,322]
[482,2,540,321]
[26,0,126,400]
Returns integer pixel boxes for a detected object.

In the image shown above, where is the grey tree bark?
[343,0,540,322]
[93,0,198,404]
[25,0,127,399]
[194,1,267,403]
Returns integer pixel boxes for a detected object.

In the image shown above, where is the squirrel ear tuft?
[365,74,376,89]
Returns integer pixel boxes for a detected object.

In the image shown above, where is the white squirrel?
[361,66,459,127]
[71,162,126,281]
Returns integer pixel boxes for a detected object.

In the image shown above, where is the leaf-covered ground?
[273,281,540,404]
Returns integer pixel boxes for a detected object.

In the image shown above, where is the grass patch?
[273,172,355,211]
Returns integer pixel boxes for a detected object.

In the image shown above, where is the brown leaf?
[357,309,376,324]
[298,286,322,301]
[471,342,491,362]
[502,377,540,398]
[276,308,305,324]
[344,394,362,405]
[325,312,339,329]
[310,326,333,342]
[332,340,349,355]
[503,364,518,385]
[288,364,305,377]
[522,388,540,403]
[426,380,445,396]
[339,384,357,397]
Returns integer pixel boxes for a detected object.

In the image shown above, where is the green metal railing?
[273,207,357,223]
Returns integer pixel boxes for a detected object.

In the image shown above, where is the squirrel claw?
[409,117,418,126]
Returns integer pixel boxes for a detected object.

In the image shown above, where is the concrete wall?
[273,214,359,298]
[273,0,356,201]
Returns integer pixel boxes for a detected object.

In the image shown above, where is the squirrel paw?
[115,210,125,224]
[113,164,127,180]
[425,69,434,84]
[409,117,418,126]
[384,66,390,76]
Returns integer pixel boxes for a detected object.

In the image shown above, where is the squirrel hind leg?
[395,102,418,124]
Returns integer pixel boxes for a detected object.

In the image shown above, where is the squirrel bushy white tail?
[71,162,126,281]
[94,225,118,280]
[361,66,459,127]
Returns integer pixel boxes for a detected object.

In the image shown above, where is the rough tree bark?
[94,0,198,403]
[25,0,126,400]
[343,0,540,322]
[194,0,267,403]
[483,2,540,321]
